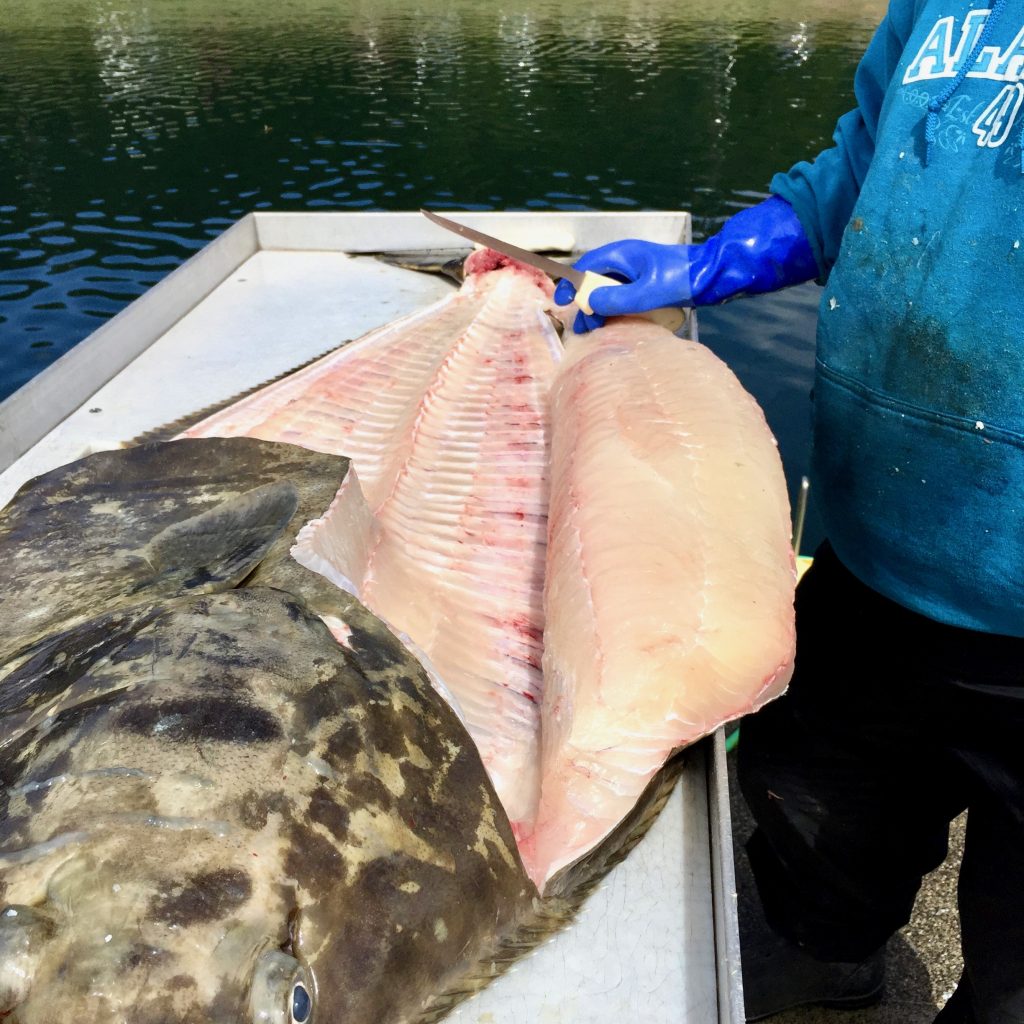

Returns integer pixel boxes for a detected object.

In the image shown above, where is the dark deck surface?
[730,754,964,1023]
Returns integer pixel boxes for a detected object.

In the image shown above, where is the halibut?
[181,256,795,886]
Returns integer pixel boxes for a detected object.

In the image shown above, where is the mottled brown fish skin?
[0,435,692,1024]
[0,587,534,1024]
[288,619,535,1022]
[0,438,347,665]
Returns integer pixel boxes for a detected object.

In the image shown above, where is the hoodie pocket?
[810,361,1024,635]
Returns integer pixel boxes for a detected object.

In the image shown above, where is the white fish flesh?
[183,255,795,887]
[525,319,796,882]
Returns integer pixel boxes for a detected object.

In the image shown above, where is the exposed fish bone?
[189,252,562,831]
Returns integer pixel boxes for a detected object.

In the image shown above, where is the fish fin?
[138,480,299,597]
[541,753,687,899]
[371,249,470,283]
[412,757,686,1023]
[126,345,349,444]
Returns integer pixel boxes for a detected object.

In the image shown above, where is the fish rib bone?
[285,262,560,831]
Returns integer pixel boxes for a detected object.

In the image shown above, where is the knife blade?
[419,209,686,332]
[420,208,619,316]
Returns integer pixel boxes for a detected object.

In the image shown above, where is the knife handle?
[572,271,619,316]
[573,271,685,333]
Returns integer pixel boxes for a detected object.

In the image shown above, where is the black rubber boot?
[932,974,976,1023]
[741,929,885,1022]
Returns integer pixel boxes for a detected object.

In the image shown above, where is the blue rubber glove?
[553,195,818,333]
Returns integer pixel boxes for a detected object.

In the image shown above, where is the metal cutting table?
[0,211,744,1024]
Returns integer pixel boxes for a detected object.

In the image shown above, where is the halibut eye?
[290,982,311,1023]
[250,950,313,1024]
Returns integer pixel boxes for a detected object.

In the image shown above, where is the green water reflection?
[0,0,886,544]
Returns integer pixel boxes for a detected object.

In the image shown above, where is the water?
[0,0,886,545]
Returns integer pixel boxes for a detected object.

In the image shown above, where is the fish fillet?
[182,254,795,887]
[186,251,562,830]
[524,319,795,883]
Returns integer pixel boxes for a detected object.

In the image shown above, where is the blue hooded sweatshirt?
[771,0,1024,636]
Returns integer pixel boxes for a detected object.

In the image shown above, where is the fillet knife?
[420,209,685,331]
[420,209,621,316]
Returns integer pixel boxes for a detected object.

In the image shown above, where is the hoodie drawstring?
[923,0,1010,167]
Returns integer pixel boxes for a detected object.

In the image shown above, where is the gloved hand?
[553,195,818,333]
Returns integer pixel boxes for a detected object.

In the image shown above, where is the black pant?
[737,542,1024,1024]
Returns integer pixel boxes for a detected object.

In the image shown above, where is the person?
[553,2,1024,1022]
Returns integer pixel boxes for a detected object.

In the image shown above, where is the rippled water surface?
[1,0,886,539]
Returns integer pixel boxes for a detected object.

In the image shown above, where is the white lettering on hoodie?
[904,8,1024,82]
[904,8,1024,148]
